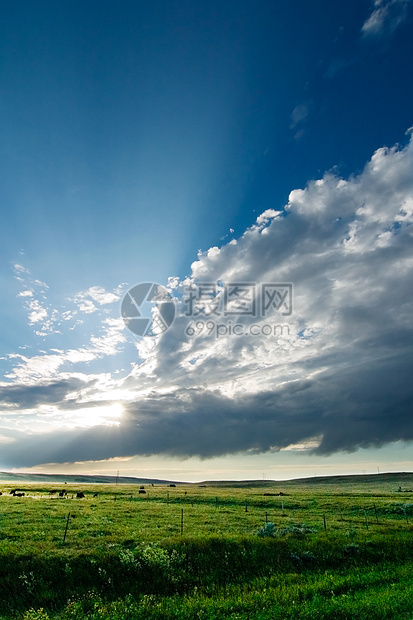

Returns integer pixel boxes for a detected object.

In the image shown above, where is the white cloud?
[73,285,121,313]
[281,439,322,452]
[5,317,126,384]
[75,299,98,314]
[255,209,282,226]
[13,263,30,275]
[87,286,121,305]
[361,0,411,37]
[17,290,34,298]
[28,301,50,326]
[13,266,124,338]
[33,279,49,289]
[13,265,61,335]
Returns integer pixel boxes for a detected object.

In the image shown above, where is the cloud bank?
[1,134,413,467]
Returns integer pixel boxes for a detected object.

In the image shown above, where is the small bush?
[257,522,276,537]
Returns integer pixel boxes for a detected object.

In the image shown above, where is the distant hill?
[1,470,412,488]
[0,471,182,485]
[199,472,413,487]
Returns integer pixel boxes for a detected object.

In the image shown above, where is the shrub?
[257,522,276,537]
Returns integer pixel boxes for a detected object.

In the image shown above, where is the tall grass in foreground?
[1,532,413,619]
[15,562,413,620]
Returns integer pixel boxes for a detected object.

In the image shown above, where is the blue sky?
[1,0,413,481]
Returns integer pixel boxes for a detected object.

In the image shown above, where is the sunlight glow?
[68,402,123,428]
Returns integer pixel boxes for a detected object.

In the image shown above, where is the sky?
[1,0,413,482]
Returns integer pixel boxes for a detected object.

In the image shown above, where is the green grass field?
[1,474,413,619]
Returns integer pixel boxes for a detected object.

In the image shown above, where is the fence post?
[63,512,71,543]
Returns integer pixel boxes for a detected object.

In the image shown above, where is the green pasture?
[0,475,412,619]
[1,477,412,551]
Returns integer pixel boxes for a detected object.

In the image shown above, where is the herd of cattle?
[0,486,152,498]
[0,490,98,498]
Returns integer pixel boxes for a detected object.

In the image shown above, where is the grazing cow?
[59,490,67,497]
[169,484,176,487]
[76,492,85,498]
[139,489,146,494]
[93,493,98,498]
[13,492,25,497]
[0,492,2,496]
[9,490,16,495]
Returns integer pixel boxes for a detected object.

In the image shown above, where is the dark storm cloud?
[1,347,412,468]
[0,378,90,410]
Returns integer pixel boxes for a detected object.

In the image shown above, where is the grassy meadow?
[1,473,413,619]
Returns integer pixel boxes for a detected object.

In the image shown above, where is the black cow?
[76,492,85,498]
[59,490,67,497]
